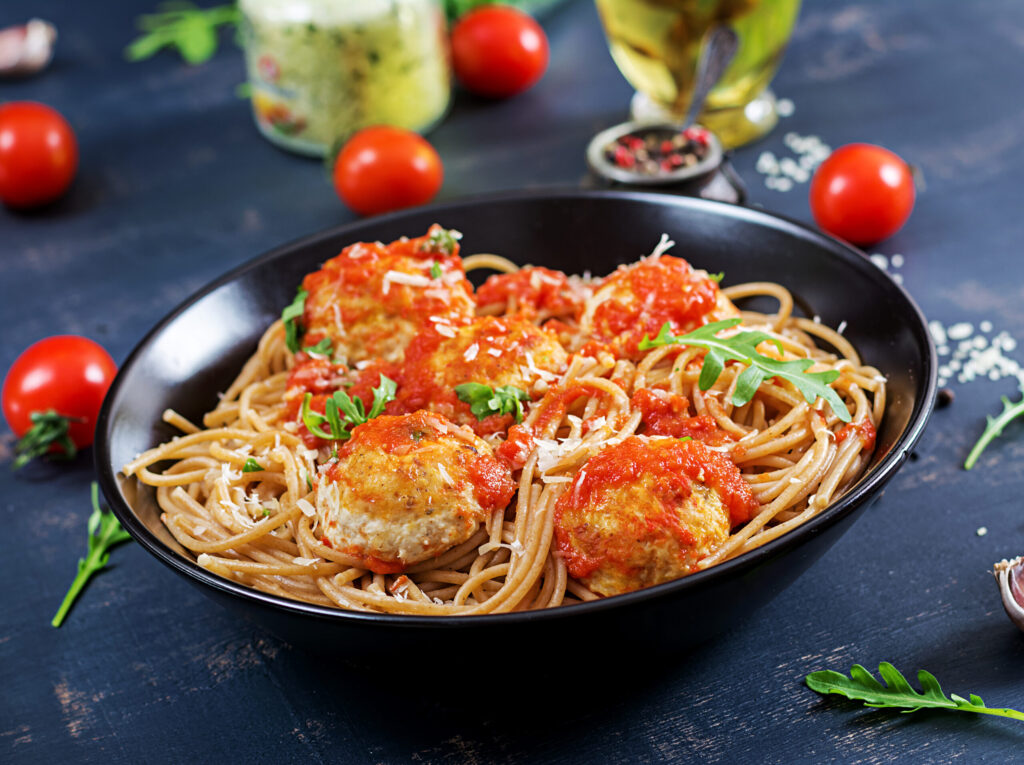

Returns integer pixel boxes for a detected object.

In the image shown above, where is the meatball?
[395,315,568,435]
[300,225,475,365]
[554,437,758,596]
[316,411,515,574]
[581,254,738,360]
[476,266,592,321]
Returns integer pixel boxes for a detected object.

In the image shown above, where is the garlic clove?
[0,19,57,78]
[994,556,1024,632]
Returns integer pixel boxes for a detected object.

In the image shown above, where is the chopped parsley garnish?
[282,287,308,354]
[707,272,724,283]
[241,458,263,473]
[639,318,851,422]
[455,383,530,423]
[422,227,462,256]
[300,374,397,441]
[303,337,333,357]
[262,507,272,517]
[430,261,443,279]
[806,663,1024,722]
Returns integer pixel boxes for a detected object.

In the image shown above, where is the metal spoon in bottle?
[679,25,739,131]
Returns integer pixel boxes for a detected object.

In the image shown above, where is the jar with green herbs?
[239,0,452,157]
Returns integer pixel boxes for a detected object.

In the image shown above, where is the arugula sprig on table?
[964,385,1024,469]
[300,374,397,441]
[52,484,133,628]
[455,383,530,423]
[126,2,240,65]
[806,663,1024,722]
[639,318,851,423]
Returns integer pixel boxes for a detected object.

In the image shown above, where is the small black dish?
[95,189,935,658]
[585,121,746,204]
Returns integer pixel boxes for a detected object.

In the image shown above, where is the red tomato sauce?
[590,256,721,357]
[835,419,877,450]
[562,437,757,527]
[476,267,587,319]
[632,389,735,446]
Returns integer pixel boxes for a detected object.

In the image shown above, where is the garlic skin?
[994,556,1024,632]
[0,19,57,78]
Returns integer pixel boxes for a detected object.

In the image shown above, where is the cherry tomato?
[0,102,78,209]
[809,143,915,246]
[451,6,549,98]
[3,336,117,464]
[332,126,444,217]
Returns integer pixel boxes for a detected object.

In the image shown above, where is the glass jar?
[239,0,452,157]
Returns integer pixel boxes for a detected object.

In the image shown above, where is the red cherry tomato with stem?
[0,102,78,209]
[333,126,443,217]
[809,143,916,246]
[451,6,549,98]
[3,336,117,469]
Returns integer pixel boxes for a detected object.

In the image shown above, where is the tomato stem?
[12,410,82,470]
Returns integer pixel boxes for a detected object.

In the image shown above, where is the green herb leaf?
[242,458,263,473]
[262,507,272,517]
[430,261,443,279]
[282,287,308,354]
[639,319,851,422]
[421,227,462,256]
[125,3,240,65]
[455,382,530,423]
[298,375,397,441]
[707,272,724,283]
[964,386,1024,469]
[300,393,336,440]
[305,471,313,492]
[368,374,397,419]
[806,663,1024,722]
[13,410,83,470]
[52,483,133,628]
[302,337,333,358]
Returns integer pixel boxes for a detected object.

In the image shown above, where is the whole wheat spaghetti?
[124,227,884,614]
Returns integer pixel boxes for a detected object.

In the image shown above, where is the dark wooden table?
[3,0,1024,762]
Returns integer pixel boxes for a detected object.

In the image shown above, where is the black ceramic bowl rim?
[95,188,937,632]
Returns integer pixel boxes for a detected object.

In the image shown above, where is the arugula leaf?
[303,337,333,358]
[639,319,851,422]
[964,386,1024,470]
[430,261,443,279]
[368,375,398,419]
[421,227,462,256]
[455,382,530,423]
[806,663,1024,722]
[242,458,263,473]
[282,287,308,354]
[52,483,133,628]
[12,410,82,470]
[299,374,397,441]
[126,3,239,65]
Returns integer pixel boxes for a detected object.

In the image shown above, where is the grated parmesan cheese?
[464,343,479,362]
[296,498,316,517]
[292,557,319,566]
[382,270,431,295]
[487,348,502,357]
[436,464,455,487]
[435,324,456,338]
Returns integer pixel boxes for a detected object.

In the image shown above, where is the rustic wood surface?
[2,0,1024,762]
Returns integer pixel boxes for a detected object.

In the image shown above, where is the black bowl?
[95,189,936,656]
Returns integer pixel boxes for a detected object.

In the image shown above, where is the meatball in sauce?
[316,411,515,574]
[554,437,757,596]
